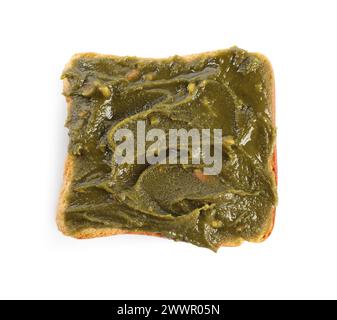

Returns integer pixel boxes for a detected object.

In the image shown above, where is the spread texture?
[60,47,277,250]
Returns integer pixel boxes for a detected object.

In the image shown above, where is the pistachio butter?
[61,47,277,250]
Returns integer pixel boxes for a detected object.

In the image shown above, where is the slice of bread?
[57,49,277,250]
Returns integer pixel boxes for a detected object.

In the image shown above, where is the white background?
[0,0,336,300]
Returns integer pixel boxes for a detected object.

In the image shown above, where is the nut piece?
[126,69,140,81]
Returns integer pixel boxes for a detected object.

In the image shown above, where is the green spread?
[61,47,277,250]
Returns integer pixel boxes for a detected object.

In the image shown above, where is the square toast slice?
[58,47,277,250]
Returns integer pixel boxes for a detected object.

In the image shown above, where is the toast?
[57,47,277,250]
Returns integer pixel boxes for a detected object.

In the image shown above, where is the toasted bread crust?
[57,51,277,249]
